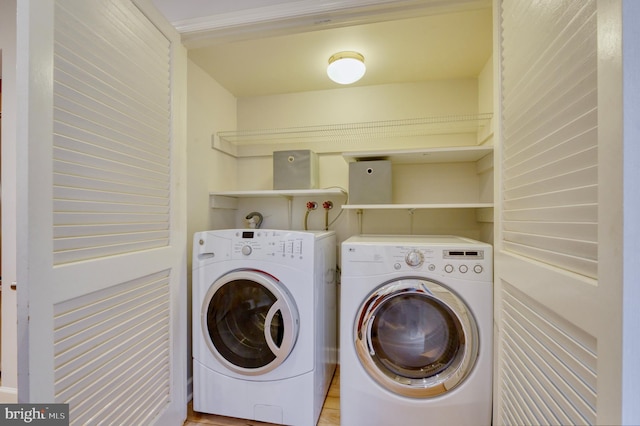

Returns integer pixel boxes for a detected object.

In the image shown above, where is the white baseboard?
[0,386,17,403]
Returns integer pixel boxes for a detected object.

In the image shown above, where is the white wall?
[477,55,494,243]
[478,56,494,125]
[233,79,480,186]
[0,0,18,402]
[187,58,238,257]
[237,79,479,129]
[622,1,640,423]
[185,58,237,394]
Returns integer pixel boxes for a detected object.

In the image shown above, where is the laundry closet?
[183,6,495,424]
[182,0,638,425]
[1,0,637,424]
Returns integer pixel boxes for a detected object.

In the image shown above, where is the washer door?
[354,278,478,397]
[202,269,299,375]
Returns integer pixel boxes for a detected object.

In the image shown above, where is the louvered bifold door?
[501,0,598,279]
[496,0,624,425]
[17,1,187,425]
[53,1,171,265]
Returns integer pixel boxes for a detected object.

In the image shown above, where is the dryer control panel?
[391,247,489,280]
[342,235,492,282]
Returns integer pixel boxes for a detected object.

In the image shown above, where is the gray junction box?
[349,160,392,204]
[273,150,319,190]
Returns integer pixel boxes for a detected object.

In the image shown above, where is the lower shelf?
[210,188,347,209]
[345,204,494,225]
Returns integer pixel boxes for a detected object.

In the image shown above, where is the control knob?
[405,250,424,267]
[241,245,252,256]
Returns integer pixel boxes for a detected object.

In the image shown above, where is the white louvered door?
[16,0,187,424]
[495,1,625,425]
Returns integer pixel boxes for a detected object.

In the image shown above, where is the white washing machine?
[192,229,337,426]
[340,235,493,426]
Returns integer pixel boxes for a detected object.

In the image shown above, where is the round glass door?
[203,269,299,375]
[354,279,478,397]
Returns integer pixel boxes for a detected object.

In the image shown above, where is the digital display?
[242,231,254,238]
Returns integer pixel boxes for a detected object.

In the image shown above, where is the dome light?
[327,51,366,85]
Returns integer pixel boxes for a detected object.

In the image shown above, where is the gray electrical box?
[349,160,392,204]
[273,150,319,190]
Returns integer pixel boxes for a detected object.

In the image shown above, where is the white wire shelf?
[217,113,493,145]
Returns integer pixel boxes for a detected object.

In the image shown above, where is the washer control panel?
[229,230,309,261]
[196,230,314,267]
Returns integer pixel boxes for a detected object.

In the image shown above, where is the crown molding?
[175,0,490,48]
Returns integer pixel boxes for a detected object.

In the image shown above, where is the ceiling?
[152,0,493,98]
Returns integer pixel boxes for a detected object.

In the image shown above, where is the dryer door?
[202,269,299,375]
[354,278,478,397]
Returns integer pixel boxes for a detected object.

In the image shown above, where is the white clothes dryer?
[340,235,493,426]
[192,229,337,426]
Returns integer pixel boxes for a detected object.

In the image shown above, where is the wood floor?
[184,368,340,426]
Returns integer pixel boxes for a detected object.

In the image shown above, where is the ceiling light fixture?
[327,51,366,85]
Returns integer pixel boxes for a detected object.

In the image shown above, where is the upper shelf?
[342,145,493,164]
[216,113,493,145]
